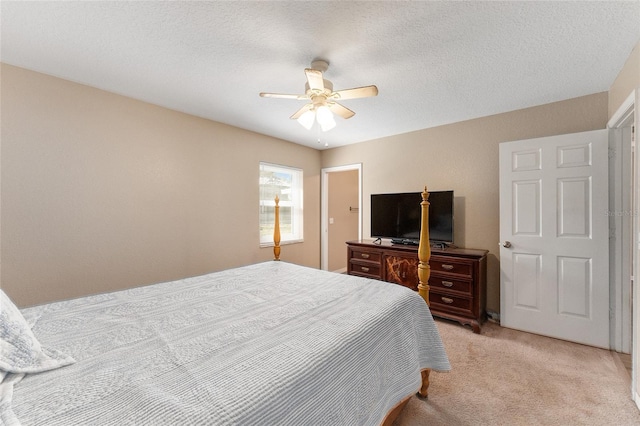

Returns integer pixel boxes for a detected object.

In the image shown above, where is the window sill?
[260,239,304,248]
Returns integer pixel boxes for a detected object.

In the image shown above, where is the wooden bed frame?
[272,186,433,424]
[417,186,432,400]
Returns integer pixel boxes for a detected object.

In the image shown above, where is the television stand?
[390,238,419,246]
[346,240,488,333]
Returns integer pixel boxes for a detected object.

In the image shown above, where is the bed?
[1,187,449,425]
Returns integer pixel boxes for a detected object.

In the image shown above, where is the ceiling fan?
[259,59,378,132]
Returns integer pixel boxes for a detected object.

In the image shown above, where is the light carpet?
[395,319,640,425]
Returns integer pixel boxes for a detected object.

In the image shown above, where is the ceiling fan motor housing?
[304,79,334,95]
[310,59,329,72]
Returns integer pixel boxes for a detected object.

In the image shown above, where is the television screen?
[371,191,454,244]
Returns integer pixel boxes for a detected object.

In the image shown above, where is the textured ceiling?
[1,1,639,150]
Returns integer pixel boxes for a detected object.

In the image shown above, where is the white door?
[499,129,609,348]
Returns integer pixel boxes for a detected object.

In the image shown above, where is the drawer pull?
[442,281,454,287]
[441,297,454,304]
[441,264,454,270]
[361,266,370,272]
[360,253,370,259]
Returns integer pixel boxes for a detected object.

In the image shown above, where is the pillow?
[0,289,75,374]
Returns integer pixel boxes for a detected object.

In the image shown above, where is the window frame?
[259,162,304,247]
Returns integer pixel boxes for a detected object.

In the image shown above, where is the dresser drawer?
[429,291,473,315]
[349,261,381,279]
[351,249,381,263]
[430,256,473,277]
[429,275,472,294]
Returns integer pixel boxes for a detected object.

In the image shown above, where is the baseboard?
[635,392,640,411]
[333,267,347,274]
[486,311,500,323]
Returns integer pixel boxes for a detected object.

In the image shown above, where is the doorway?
[609,99,634,355]
[608,90,637,407]
[321,164,362,271]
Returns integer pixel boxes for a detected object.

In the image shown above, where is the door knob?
[501,241,512,248]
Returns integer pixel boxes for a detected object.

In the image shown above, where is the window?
[259,162,303,246]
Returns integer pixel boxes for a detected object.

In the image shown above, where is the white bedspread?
[4,261,450,425]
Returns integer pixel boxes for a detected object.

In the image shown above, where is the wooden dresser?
[346,240,488,333]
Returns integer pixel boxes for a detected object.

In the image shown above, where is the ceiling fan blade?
[290,104,313,119]
[332,85,378,100]
[305,68,325,91]
[330,102,356,119]
[260,92,307,100]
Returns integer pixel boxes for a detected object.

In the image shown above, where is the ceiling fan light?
[319,116,336,132]
[297,110,315,130]
[316,106,336,132]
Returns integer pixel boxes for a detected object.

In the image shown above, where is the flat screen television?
[370,191,454,245]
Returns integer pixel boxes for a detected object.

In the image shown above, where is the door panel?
[557,256,590,317]
[500,129,609,348]
[558,177,591,237]
[513,253,541,310]
[513,180,541,235]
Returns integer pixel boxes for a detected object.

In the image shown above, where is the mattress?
[3,261,450,425]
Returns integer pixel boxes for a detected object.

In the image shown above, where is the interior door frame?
[608,92,635,354]
[321,163,362,271]
[608,89,637,407]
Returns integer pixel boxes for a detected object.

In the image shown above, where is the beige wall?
[1,64,321,307]
[321,93,609,313]
[609,40,640,119]
[327,170,359,271]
